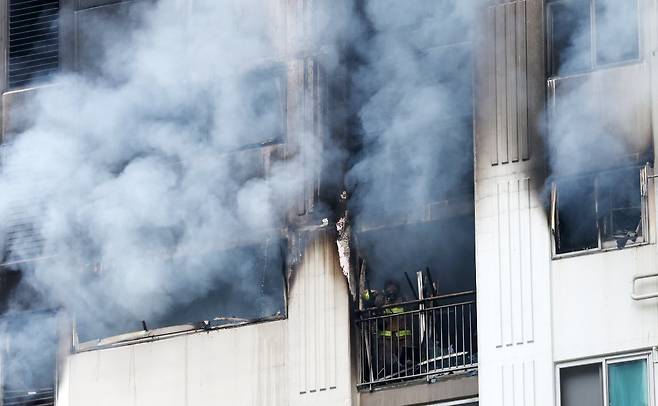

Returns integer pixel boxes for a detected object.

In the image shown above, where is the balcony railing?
[356,291,477,389]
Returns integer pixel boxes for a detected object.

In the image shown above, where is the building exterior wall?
[4,0,658,404]
[474,0,554,404]
[57,230,352,406]
[475,0,658,405]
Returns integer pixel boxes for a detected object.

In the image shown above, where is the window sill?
[74,313,287,353]
[547,58,645,82]
[551,240,650,261]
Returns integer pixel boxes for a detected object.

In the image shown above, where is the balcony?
[356,291,477,390]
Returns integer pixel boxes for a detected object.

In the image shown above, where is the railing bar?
[447,307,451,369]
[433,307,437,372]
[375,318,380,380]
[397,314,401,378]
[404,310,409,377]
[411,314,420,374]
[462,304,466,367]
[355,363,479,388]
[355,292,476,315]
[454,307,458,369]
[440,307,444,371]
[469,303,473,366]
[425,307,429,375]
[388,315,393,380]
[358,300,476,321]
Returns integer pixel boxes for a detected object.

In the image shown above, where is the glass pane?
[556,176,599,254]
[560,363,603,406]
[608,359,648,406]
[595,0,640,65]
[548,0,592,76]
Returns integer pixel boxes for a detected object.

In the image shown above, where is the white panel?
[475,175,554,406]
[287,230,352,405]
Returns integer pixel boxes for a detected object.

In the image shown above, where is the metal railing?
[356,292,477,389]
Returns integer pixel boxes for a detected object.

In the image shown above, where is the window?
[558,354,650,406]
[550,165,649,256]
[75,238,287,343]
[547,0,640,77]
[8,0,60,89]
[226,66,287,151]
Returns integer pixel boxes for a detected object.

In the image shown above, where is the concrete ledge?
[359,374,478,406]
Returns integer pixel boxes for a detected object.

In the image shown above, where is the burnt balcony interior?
[342,9,477,387]
[545,0,654,257]
[353,215,477,389]
[550,165,650,255]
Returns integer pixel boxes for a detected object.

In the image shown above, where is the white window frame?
[550,164,651,259]
[555,351,655,406]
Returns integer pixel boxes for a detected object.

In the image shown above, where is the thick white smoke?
[545,0,650,179]
[0,0,321,341]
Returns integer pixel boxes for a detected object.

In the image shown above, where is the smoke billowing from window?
[0,0,314,340]
[545,0,650,180]
[0,0,483,389]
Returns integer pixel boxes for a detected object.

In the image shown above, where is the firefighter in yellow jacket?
[371,281,414,377]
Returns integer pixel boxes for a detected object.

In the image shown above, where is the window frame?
[73,235,290,352]
[546,0,643,79]
[550,164,651,259]
[556,351,654,406]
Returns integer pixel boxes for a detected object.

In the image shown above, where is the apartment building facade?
[0,0,656,405]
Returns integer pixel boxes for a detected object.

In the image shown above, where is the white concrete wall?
[551,245,658,362]
[474,1,555,405]
[56,230,352,406]
[475,1,658,405]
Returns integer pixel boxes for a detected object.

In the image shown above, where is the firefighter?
[377,280,414,377]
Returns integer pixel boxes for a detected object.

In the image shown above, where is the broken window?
[550,165,649,255]
[547,0,640,77]
[75,238,287,343]
[8,0,60,89]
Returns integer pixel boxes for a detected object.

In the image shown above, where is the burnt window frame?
[546,0,643,78]
[73,235,289,351]
[550,164,650,258]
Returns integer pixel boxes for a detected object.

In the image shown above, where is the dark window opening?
[76,238,287,343]
[595,0,640,66]
[548,0,592,76]
[1,311,57,406]
[8,0,60,89]
[355,217,475,300]
[547,0,640,77]
[553,176,599,254]
[551,166,648,255]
